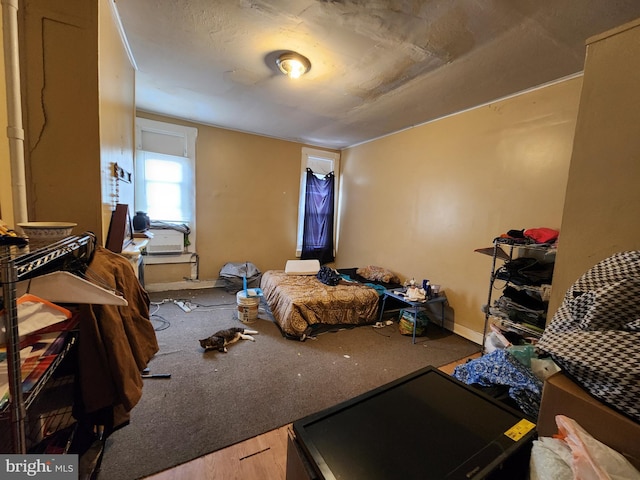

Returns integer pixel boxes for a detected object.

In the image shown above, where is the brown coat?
[78,246,159,428]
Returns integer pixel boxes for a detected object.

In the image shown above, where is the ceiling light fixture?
[276,51,311,79]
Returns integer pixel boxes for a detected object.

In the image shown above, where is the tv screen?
[293,366,536,479]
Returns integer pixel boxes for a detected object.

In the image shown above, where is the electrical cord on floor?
[147,297,235,328]
[371,319,398,338]
[372,325,395,338]
[149,299,172,331]
[189,300,236,308]
[150,299,177,309]
[148,293,254,322]
[151,314,170,331]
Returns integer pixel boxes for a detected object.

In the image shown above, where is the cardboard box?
[538,372,640,469]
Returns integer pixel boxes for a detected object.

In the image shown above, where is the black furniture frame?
[292,366,536,480]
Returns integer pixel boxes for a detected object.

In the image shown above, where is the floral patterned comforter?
[260,270,380,339]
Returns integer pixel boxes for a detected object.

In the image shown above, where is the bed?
[261,265,401,340]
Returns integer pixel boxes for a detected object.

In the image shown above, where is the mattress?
[260,270,379,339]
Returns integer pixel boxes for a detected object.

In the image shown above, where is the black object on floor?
[292,365,535,480]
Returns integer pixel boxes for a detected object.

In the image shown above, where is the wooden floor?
[143,353,480,480]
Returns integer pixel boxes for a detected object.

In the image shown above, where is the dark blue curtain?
[301,168,335,264]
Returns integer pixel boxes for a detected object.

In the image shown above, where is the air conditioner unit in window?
[146,229,184,255]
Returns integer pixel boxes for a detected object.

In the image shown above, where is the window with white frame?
[296,147,340,257]
[135,118,197,249]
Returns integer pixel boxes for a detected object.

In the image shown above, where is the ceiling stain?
[116,0,640,148]
[314,1,476,102]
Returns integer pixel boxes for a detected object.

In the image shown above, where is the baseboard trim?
[449,322,483,345]
[145,279,217,292]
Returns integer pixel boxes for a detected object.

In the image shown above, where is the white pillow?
[285,259,320,275]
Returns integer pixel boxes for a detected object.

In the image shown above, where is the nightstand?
[378,288,447,343]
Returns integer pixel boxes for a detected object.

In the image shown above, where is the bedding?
[356,265,400,284]
[261,269,385,339]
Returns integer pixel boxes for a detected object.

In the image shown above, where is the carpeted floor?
[97,288,481,480]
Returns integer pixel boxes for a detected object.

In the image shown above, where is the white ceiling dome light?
[276,51,311,79]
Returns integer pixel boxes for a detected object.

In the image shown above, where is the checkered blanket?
[537,251,640,423]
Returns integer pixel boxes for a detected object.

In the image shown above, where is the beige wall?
[98,0,136,239]
[143,78,580,339]
[18,0,134,243]
[21,0,102,236]
[338,78,582,338]
[549,19,640,315]
[138,112,338,283]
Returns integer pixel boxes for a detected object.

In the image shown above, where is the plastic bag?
[530,437,573,480]
[398,309,429,336]
[555,415,640,479]
[529,357,561,382]
[219,262,261,293]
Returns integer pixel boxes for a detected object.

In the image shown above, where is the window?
[135,118,197,248]
[136,151,191,222]
[296,148,340,258]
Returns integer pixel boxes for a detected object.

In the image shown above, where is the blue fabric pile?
[453,349,542,418]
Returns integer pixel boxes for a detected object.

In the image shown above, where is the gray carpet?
[97,288,481,480]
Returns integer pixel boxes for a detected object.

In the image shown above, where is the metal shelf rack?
[1,233,95,453]
[477,238,555,353]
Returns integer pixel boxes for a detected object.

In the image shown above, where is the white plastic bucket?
[236,290,260,323]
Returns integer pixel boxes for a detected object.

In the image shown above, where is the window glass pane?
[147,182,182,221]
[145,158,183,182]
[307,156,333,176]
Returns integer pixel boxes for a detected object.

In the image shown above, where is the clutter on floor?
[530,415,640,479]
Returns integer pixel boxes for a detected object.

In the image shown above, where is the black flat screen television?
[292,366,536,480]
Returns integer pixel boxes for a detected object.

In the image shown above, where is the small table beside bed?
[378,288,448,344]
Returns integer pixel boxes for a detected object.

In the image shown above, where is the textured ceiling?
[114,0,640,149]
